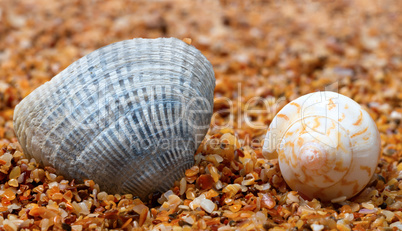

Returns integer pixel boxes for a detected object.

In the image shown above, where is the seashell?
[262,91,381,201]
[13,38,215,199]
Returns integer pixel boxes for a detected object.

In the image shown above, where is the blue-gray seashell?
[13,38,215,199]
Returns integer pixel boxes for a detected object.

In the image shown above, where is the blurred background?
[0,0,401,155]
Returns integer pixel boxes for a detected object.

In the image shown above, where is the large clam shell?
[13,38,215,199]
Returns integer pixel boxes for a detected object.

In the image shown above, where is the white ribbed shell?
[14,38,215,199]
[263,91,381,201]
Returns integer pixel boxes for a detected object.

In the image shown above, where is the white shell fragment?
[13,38,215,199]
[262,91,381,201]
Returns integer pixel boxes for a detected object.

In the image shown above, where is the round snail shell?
[13,38,215,199]
[262,91,381,201]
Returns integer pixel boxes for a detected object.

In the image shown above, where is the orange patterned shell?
[262,91,381,201]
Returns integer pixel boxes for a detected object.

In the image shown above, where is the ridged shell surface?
[262,91,381,201]
[13,38,215,199]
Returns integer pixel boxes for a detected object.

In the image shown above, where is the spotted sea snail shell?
[262,91,381,201]
[13,38,215,199]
